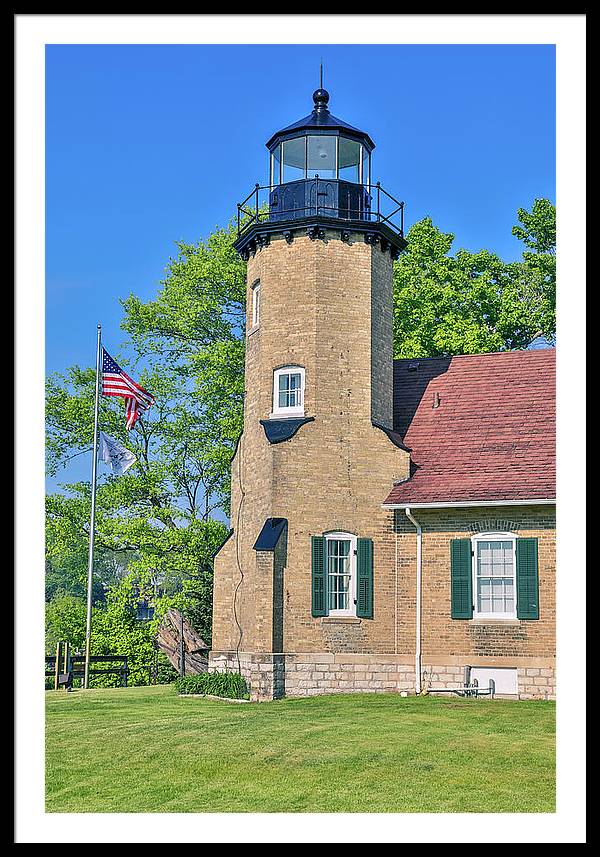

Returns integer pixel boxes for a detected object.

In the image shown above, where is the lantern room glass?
[362,146,370,189]
[270,135,371,185]
[270,144,281,186]
[338,138,361,183]
[282,138,306,182]
[307,135,337,178]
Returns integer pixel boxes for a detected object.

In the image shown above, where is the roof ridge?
[393,348,555,364]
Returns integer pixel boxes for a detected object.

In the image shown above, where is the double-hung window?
[311,532,373,619]
[451,532,539,621]
[326,532,357,615]
[272,366,305,418]
[473,533,517,619]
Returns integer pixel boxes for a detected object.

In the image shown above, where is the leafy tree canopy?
[45,230,242,644]
[393,199,556,357]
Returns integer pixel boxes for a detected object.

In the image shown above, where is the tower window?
[272,366,305,418]
[251,280,261,328]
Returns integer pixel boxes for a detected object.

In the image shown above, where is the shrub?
[155,651,179,685]
[175,671,249,699]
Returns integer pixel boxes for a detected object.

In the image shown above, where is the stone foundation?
[516,666,556,700]
[209,651,285,702]
[209,651,555,701]
[283,653,415,697]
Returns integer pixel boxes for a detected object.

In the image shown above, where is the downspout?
[405,507,422,694]
[394,524,398,655]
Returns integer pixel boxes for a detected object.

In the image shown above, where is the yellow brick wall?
[394,506,556,663]
[212,231,410,655]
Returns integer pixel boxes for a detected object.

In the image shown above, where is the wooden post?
[54,641,62,691]
[62,641,70,674]
[62,641,70,691]
[179,612,186,677]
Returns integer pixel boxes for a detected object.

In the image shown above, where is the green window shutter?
[311,535,327,617]
[451,538,473,619]
[516,538,539,619]
[356,538,374,619]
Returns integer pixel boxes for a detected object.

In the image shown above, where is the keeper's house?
[210,86,556,702]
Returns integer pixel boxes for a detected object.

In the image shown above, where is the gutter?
[383,498,556,510]
[404,507,422,695]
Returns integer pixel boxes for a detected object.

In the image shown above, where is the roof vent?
[407,362,419,372]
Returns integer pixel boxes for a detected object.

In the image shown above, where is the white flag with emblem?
[99,431,137,476]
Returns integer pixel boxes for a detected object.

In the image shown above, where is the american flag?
[101,348,155,430]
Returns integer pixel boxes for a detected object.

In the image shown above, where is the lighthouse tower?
[210,85,411,701]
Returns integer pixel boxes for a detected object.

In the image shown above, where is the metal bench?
[428,678,496,698]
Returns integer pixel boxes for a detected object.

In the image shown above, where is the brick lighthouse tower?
[210,84,411,701]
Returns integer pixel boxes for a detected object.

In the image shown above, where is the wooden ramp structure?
[156,608,209,675]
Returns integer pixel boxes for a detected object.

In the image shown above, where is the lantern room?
[266,88,373,223]
[233,85,406,259]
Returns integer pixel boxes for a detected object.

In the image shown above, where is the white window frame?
[251,280,260,329]
[471,532,518,620]
[325,531,357,617]
[271,365,305,418]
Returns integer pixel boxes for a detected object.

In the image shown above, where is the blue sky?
[46,43,555,486]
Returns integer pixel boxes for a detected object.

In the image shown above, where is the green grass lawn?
[45,685,555,813]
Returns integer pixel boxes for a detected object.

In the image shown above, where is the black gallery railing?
[237,178,405,240]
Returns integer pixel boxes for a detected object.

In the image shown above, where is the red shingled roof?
[383,349,556,506]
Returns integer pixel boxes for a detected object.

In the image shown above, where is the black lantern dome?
[234,86,406,260]
[266,88,374,150]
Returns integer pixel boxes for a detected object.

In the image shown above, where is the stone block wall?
[283,653,414,696]
[517,666,556,700]
[209,651,555,701]
[209,652,285,702]
[209,650,415,700]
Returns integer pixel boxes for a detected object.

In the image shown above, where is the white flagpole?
[84,324,102,690]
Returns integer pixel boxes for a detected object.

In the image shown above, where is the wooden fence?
[45,643,130,689]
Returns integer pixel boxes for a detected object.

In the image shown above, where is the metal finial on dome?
[312,61,329,111]
[265,70,374,151]
[312,86,330,112]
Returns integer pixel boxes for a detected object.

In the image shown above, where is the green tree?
[88,573,159,686]
[45,225,244,664]
[45,594,87,654]
[120,220,246,509]
[46,353,229,649]
[393,199,556,357]
[512,197,556,254]
[512,198,556,345]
